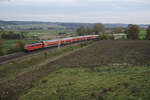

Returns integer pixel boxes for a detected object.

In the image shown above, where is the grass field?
[17,40,150,100]
[0,43,84,83]
[7,24,65,30]
[0,42,92,100]
[27,30,76,37]
[139,30,147,39]
[0,40,150,100]
[19,66,150,100]
[5,24,76,37]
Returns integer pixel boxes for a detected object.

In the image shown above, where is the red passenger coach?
[43,39,59,48]
[61,37,73,44]
[24,35,99,51]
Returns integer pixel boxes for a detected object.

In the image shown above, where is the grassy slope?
[19,66,150,100]
[0,42,92,100]
[18,40,150,100]
[1,40,150,100]
[0,44,82,83]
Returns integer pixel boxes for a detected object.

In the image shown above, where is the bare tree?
[113,27,124,34]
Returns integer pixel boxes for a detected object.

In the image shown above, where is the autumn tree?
[127,24,140,40]
[17,40,25,51]
[113,27,124,33]
[77,26,90,36]
[93,23,105,34]
[146,26,150,40]
[7,40,25,54]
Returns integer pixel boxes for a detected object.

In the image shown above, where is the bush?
[7,40,25,54]
[17,40,25,51]
[1,31,25,39]
[99,34,114,40]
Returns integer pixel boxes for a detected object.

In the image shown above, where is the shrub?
[17,40,25,51]
[7,40,25,54]
[99,34,114,40]
[1,31,25,39]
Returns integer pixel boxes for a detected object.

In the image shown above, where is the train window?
[31,44,42,47]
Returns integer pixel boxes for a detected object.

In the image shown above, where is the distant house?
[113,33,127,40]
[105,30,113,34]
[32,35,39,40]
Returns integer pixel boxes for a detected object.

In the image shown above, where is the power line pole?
[58,40,61,48]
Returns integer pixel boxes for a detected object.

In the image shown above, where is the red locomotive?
[24,35,99,51]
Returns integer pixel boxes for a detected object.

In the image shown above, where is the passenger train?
[24,35,99,51]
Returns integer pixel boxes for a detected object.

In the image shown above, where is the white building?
[113,33,127,40]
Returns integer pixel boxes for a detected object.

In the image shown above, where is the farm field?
[6,24,65,30]
[0,40,150,100]
[51,40,150,67]
[27,30,76,37]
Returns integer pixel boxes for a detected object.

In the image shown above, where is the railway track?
[0,41,88,65]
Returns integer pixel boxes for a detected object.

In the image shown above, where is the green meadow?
[19,66,150,100]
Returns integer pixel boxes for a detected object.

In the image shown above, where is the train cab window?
[31,44,42,47]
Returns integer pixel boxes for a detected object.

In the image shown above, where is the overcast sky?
[0,0,150,24]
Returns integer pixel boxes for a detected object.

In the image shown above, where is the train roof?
[26,35,99,45]
[45,39,60,42]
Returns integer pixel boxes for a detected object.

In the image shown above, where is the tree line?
[77,23,150,40]
[77,23,105,36]
[126,24,150,40]
[0,31,26,39]
[0,28,26,55]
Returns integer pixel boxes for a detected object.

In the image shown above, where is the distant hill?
[0,20,149,29]
[0,20,17,25]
